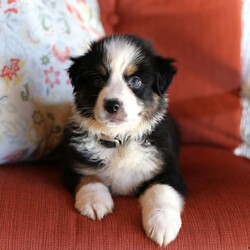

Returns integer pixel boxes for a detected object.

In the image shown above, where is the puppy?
[63,34,186,246]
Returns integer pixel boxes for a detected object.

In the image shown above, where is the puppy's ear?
[67,55,87,92]
[153,56,177,96]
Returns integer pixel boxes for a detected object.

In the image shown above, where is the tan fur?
[143,93,162,118]
[76,176,102,192]
[97,65,107,76]
[124,64,138,76]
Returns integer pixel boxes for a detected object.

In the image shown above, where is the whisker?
[77,70,100,78]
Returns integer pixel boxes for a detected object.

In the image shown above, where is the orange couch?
[1,0,250,249]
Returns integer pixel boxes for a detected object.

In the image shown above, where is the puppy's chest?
[80,140,163,195]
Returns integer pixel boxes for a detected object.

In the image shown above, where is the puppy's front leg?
[75,176,114,220]
[139,184,184,246]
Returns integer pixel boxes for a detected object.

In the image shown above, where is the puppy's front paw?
[140,184,184,246]
[142,207,182,246]
[75,182,114,220]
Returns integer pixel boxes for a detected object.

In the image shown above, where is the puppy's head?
[68,35,176,137]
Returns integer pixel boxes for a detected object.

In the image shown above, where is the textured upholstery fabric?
[98,0,117,35]
[99,0,242,149]
[1,146,249,250]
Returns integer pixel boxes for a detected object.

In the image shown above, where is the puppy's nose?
[104,99,122,114]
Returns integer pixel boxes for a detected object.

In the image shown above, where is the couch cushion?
[0,146,249,249]
[99,0,242,148]
[98,0,117,35]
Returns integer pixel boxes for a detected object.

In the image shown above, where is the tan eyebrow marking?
[124,64,137,76]
[97,65,107,76]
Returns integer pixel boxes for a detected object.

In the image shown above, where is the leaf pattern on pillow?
[0,0,104,164]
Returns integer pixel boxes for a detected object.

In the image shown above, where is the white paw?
[140,184,184,246]
[75,182,114,220]
[142,207,182,246]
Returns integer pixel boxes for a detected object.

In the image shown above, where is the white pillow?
[234,0,250,160]
[0,0,104,164]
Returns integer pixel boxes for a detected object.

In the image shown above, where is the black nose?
[104,99,122,114]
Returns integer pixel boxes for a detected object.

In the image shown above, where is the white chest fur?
[75,139,163,196]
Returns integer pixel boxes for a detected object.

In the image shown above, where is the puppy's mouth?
[95,112,128,126]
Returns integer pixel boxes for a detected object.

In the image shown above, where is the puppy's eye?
[94,77,103,86]
[128,76,142,89]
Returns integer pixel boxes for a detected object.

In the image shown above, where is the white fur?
[74,138,162,195]
[139,184,184,246]
[94,38,143,127]
[104,36,142,74]
[94,82,143,126]
[75,182,114,220]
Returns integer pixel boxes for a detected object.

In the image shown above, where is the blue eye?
[128,76,142,89]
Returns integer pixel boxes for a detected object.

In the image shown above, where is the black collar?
[99,138,122,148]
[98,134,123,148]
[97,134,150,149]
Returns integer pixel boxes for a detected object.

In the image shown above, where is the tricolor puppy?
[63,34,186,246]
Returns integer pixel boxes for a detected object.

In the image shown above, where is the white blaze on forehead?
[93,37,144,128]
[103,37,141,75]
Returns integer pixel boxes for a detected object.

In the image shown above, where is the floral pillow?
[0,0,104,164]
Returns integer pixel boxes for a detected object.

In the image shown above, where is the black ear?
[153,56,177,96]
[67,55,88,92]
